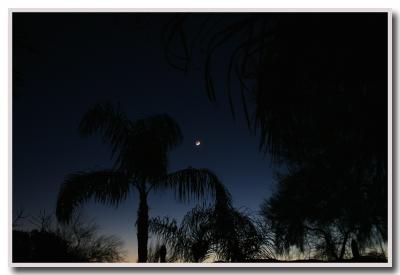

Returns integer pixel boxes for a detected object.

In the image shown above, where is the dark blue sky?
[13,13,277,261]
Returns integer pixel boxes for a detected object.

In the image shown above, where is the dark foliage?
[150,202,274,262]
[57,170,131,223]
[163,13,388,260]
[56,102,231,262]
[13,229,79,263]
[13,212,124,263]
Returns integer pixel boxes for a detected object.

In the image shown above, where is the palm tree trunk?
[137,186,149,263]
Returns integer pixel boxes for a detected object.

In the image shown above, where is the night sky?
[13,13,276,261]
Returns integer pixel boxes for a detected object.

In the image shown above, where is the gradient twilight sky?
[12,13,277,261]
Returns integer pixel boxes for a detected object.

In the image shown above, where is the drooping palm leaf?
[56,170,131,224]
[180,205,213,236]
[150,204,271,263]
[78,102,183,181]
[156,168,232,206]
[149,216,190,262]
[149,206,214,262]
[149,217,180,247]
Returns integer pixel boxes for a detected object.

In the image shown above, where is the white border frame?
[8,8,393,268]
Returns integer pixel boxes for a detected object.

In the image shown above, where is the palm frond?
[180,205,213,236]
[150,208,214,263]
[114,114,182,179]
[79,102,131,157]
[149,217,179,246]
[149,217,189,262]
[129,114,183,152]
[79,103,183,181]
[56,170,131,224]
[157,168,232,206]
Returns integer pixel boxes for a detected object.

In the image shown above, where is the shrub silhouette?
[13,212,123,263]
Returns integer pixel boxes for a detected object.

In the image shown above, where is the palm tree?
[150,203,274,262]
[149,207,214,262]
[56,102,229,262]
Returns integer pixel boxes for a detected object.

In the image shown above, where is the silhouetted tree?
[13,211,124,262]
[163,13,388,260]
[149,207,213,262]
[260,161,387,260]
[150,202,274,262]
[56,102,230,262]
